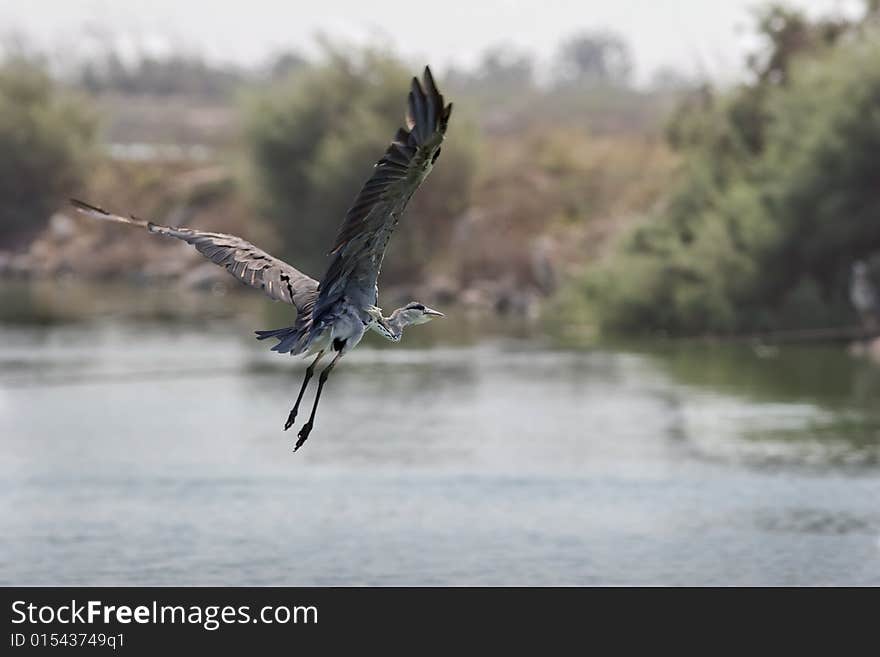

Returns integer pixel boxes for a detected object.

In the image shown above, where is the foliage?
[457,126,676,297]
[445,30,676,138]
[0,30,685,299]
[244,47,479,280]
[0,60,97,247]
[583,7,880,335]
[554,30,633,87]
[78,53,247,99]
[449,45,535,92]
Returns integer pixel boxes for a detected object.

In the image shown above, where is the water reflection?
[622,341,880,469]
[1,282,879,585]
[633,340,880,410]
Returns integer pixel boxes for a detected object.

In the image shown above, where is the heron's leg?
[284,351,324,431]
[294,351,343,451]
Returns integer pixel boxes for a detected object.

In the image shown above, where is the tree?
[477,46,535,90]
[0,60,96,248]
[747,4,848,85]
[77,51,245,98]
[554,30,633,87]
[583,6,880,335]
[244,47,479,281]
[267,51,308,80]
[447,44,535,96]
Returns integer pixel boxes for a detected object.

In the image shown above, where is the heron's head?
[393,301,445,327]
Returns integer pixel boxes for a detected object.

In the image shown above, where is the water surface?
[1,282,879,585]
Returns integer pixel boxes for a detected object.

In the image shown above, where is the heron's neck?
[371,309,407,342]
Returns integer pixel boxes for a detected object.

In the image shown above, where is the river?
[1,281,878,584]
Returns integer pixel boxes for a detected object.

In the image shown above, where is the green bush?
[584,19,880,335]
[0,60,97,247]
[244,47,479,281]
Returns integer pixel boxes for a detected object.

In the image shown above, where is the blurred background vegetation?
[569,2,880,336]
[1,1,879,337]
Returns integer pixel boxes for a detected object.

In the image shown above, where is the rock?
[495,285,541,319]
[421,275,458,305]
[867,337,880,364]
[848,341,867,357]
[47,213,78,241]
[3,252,37,276]
[459,286,491,309]
[848,337,880,364]
[529,236,559,294]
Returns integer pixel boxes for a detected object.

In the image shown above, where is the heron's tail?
[255,326,304,354]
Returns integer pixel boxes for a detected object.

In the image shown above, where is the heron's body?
[291,302,369,357]
[72,67,451,450]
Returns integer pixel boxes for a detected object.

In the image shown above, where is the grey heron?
[850,260,880,327]
[71,66,451,451]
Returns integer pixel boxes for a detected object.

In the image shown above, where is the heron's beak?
[424,307,445,318]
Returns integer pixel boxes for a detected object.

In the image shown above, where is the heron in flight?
[72,67,451,451]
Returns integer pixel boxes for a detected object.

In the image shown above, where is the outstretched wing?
[70,199,318,311]
[312,66,453,319]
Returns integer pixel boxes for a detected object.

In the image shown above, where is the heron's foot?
[284,408,298,431]
[294,422,313,452]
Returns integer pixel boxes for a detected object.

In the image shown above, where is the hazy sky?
[0,0,863,82]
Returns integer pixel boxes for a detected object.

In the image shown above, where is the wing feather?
[70,199,318,312]
[313,66,452,319]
